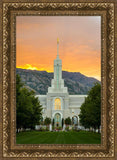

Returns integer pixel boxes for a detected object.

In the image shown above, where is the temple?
[36,39,87,127]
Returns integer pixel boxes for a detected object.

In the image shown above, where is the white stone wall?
[36,94,87,121]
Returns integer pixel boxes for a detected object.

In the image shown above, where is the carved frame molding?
[1,1,115,159]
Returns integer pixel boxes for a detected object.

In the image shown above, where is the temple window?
[54,98,61,110]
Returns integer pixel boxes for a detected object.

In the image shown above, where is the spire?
[57,38,59,59]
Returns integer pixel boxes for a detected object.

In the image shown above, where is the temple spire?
[57,38,59,59]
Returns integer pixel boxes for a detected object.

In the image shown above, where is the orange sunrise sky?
[16,16,101,80]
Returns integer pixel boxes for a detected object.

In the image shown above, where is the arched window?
[54,98,61,110]
[72,116,78,125]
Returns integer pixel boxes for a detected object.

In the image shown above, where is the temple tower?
[48,38,68,93]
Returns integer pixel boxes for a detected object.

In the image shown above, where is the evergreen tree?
[65,117,71,125]
[79,83,101,132]
[62,118,64,127]
[44,117,51,126]
[16,74,42,132]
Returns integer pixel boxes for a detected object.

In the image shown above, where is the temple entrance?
[54,113,61,127]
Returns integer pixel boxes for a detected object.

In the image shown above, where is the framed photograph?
[16,15,102,144]
[16,16,101,144]
[0,0,117,159]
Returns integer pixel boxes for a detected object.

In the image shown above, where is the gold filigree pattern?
[2,2,114,158]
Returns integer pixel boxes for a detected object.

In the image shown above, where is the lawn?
[16,130,101,144]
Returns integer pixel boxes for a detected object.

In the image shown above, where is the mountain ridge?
[16,68,100,95]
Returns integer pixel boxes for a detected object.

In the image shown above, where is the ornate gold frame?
[0,0,117,159]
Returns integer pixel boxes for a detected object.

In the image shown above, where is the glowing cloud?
[16,16,101,81]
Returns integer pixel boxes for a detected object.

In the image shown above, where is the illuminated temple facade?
[36,39,87,127]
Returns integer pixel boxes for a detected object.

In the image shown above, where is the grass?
[16,130,101,144]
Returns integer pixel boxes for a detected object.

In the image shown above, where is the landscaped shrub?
[46,126,49,131]
[39,127,42,131]
[42,127,46,131]
[58,126,62,130]
[44,117,51,125]
[65,126,69,131]
[65,117,71,125]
